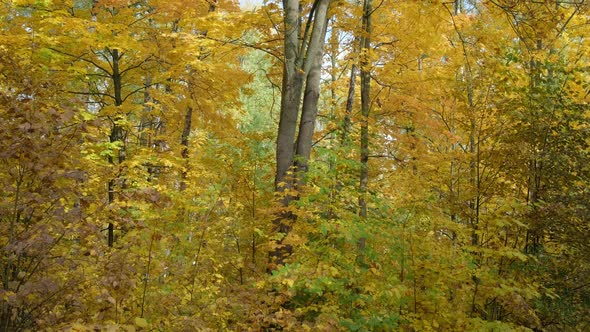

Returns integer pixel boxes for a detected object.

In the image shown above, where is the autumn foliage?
[1,0,589,331]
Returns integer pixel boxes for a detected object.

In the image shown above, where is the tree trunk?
[275,0,303,194]
[358,0,372,254]
[294,0,330,188]
[107,48,125,247]
[525,39,543,255]
[270,0,332,269]
[342,62,357,144]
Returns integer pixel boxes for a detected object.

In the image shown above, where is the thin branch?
[263,4,281,35]
[122,82,159,103]
[299,0,320,59]
[92,47,114,70]
[120,55,156,75]
[47,47,112,75]
[62,90,116,100]
[312,127,338,147]
[556,6,579,39]
[203,36,283,62]
[368,0,384,16]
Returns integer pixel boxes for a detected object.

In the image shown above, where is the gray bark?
[270,0,332,268]
[275,0,332,194]
[275,0,303,193]
[342,63,357,143]
[294,0,330,188]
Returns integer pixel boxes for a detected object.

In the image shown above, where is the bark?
[294,0,330,188]
[341,0,361,143]
[342,63,357,143]
[275,0,303,193]
[524,39,544,255]
[179,106,193,191]
[270,0,332,269]
[326,20,340,219]
[107,48,125,247]
[358,0,372,238]
[468,75,478,247]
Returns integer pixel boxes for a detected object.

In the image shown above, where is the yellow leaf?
[122,325,137,332]
[134,317,148,328]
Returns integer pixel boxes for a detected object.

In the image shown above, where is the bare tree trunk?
[342,63,357,144]
[274,0,303,195]
[107,48,125,247]
[341,0,361,144]
[179,106,193,191]
[358,0,372,255]
[294,0,330,188]
[270,0,332,269]
[525,39,543,255]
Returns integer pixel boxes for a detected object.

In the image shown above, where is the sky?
[239,0,264,10]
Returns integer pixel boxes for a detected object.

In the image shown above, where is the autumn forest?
[1,0,590,330]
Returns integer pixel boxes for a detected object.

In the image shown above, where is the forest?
[1,0,589,331]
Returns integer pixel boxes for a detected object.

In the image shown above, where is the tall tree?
[271,0,332,267]
[358,0,372,239]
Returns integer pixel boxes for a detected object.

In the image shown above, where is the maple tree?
[1,0,589,331]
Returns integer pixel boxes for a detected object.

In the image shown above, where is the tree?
[271,0,333,267]
[0,4,88,329]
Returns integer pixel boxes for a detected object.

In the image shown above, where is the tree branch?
[47,47,112,75]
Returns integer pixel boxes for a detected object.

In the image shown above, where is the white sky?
[239,0,264,10]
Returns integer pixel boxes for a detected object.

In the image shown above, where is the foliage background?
[1,0,589,331]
